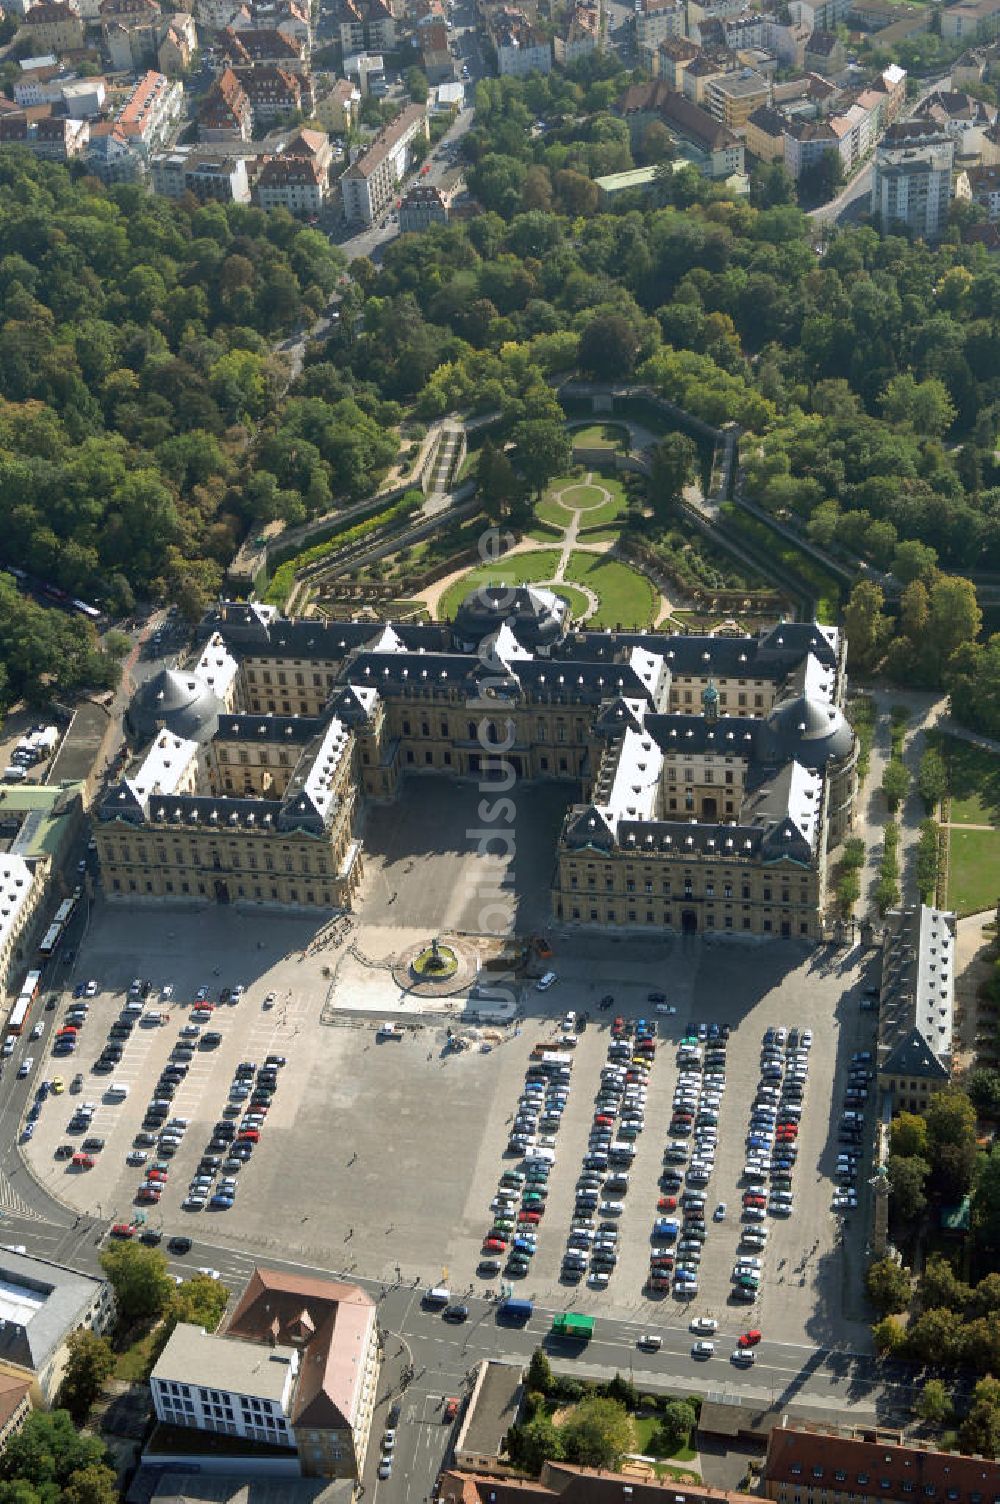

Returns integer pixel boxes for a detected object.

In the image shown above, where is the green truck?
[550,1313,595,1341]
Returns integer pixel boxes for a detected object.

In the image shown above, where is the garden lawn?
[565,551,657,629]
[560,483,608,509]
[552,584,591,618]
[569,423,629,450]
[436,549,562,622]
[934,734,1000,826]
[633,1415,698,1463]
[947,828,1000,916]
[535,495,573,529]
[114,1323,162,1382]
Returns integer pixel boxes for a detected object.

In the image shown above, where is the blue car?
[36,1082,49,1101]
[27,1103,41,1121]
[653,1219,678,1239]
[513,1237,536,1253]
[20,1124,34,1142]
[210,1194,234,1210]
[674,1267,696,1282]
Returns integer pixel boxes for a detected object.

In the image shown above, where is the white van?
[106,1083,129,1100]
[3,767,27,783]
[424,1285,450,1307]
[535,971,557,991]
[524,1148,556,1166]
[142,1010,162,1025]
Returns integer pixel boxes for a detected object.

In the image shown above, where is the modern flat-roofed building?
[151,144,252,200]
[872,134,955,238]
[705,68,770,132]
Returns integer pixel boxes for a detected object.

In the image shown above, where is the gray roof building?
[0,1250,114,1402]
[878,904,956,1104]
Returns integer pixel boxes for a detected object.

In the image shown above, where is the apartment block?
[964,159,1000,216]
[19,0,85,51]
[705,68,770,132]
[494,9,551,75]
[333,0,395,52]
[314,75,360,130]
[199,65,252,139]
[746,103,785,160]
[0,112,89,158]
[339,99,427,223]
[871,133,955,238]
[876,904,956,1113]
[116,69,183,157]
[151,143,252,199]
[636,0,685,55]
[941,0,1000,40]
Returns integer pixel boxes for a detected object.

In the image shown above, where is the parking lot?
[21,892,876,1353]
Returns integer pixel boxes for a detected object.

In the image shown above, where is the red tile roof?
[765,1423,1000,1504]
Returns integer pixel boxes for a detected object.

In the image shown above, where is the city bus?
[38,923,63,957]
[7,993,30,1036]
[21,970,41,1002]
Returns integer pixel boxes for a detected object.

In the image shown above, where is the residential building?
[60,75,106,113]
[914,87,997,163]
[0,1249,114,1407]
[964,159,1000,216]
[872,133,955,238]
[339,99,427,223]
[877,903,956,1113]
[84,120,144,178]
[333,0,395,52]
[494,9,551,74]
[682,52,724,103]
[157,13,197,73]
[151,143,252,199]
[635,0,685,56]
[343,49,386,95]
[199,65,252,139]
[19,0,85,51]
[654,34,701,86]
[941,0,1000,40]
[100,0,160,69]
[871,60,906,125]
[235,62,313,122]
[746,102,785,160]
[554,2,598,63]
[314,75,360,131]
[115,68,182,158]
[150,1269,380,1481]
[221,23,305,63]
[705,68,770,132]
[658,87,745,174]
[803,27,844,70]
[763,1419,1000,1504]
[0,112,90,156]
[952,45,991,87]
[0,1378,31,1453]
[0,855,44,997]
[398,168,463,228]
[441,1462,759,1504]
[788,0,851,29]
[783,116,840,178]
[255,153,324,212]
[13,59,67,104]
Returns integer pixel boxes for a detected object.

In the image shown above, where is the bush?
[656,1399,697,1455]
[264,491,423,606]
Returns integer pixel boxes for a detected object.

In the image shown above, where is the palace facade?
[95,590,857,938]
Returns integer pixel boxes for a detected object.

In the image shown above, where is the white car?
[599,1200,624,1216]
[714,1202,727,1221]
[263,992,276,1008]
[198,1267,221,1280]
[655,1002,676,1014]
[17,1057,32,1078]
[84,980,98,997]
[638,1333,662,1350]
[1,1039,13,1058]
[29,1021,43,1040]
[690,1317,718,1334]
[691,1340,715,1359]
[562,1011,576,1030]
[536,971,557,991]
[731,1348,756,1366]
[161,984,174,1000]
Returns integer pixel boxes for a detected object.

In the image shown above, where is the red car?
[519,1210,541,1225]
[739,1330,762,1347]
[483,1237,506,1252]
[612,1017,625,1036]
[111,1222,136,1238]
[648,1275,670,1291]
[444,1398,459,1422]
[650,1254,674,1269]
[147,1169,168,1182]
[237,1129,260,1142]
[743,1193,766,1207]
[136,1189,160,1203]
[777,1125,798,1140]
[657,1196,677,1211]
[56,1027,78,1038]
[594,1114,615,1127]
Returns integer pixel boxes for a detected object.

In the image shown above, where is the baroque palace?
[95,589,858,940]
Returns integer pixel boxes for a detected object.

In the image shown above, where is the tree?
[656,1399,697,1455]
[872,1315,905,1354]
[969,1071,1000,1120]
[882,759,910,812]
[918,748,948,812]
[914,1378,951,1426]
[866,1257,911,1315]
[170,1274,230,1333]
[61,1464,120,1504]
[919,1254,971,1314]
[510,419,571,498]
[844,582,889,671]
[973,1151,1000,1250]
[905,1307,964,1367]
[578,314,639,382]
[58,1331,115,1421]
[927,1086,978,1158]
[926,575,983,684]
[99,1242,175,1324]
[606,1372,638,1411]
[405,66,429,103]
[0,1412,107,1489]
[888,1154,930,1225]
[880,374,957,440]
[511,1412,564,1473]
[477,438,523,523]
[526,1348,553,1395]
[948,635,1000,741]
[891,1113,929,1160]
[649,433,697,520]
[892,539,938,586]
[559,1398,635,1469]
[960,1377,1000,1458]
